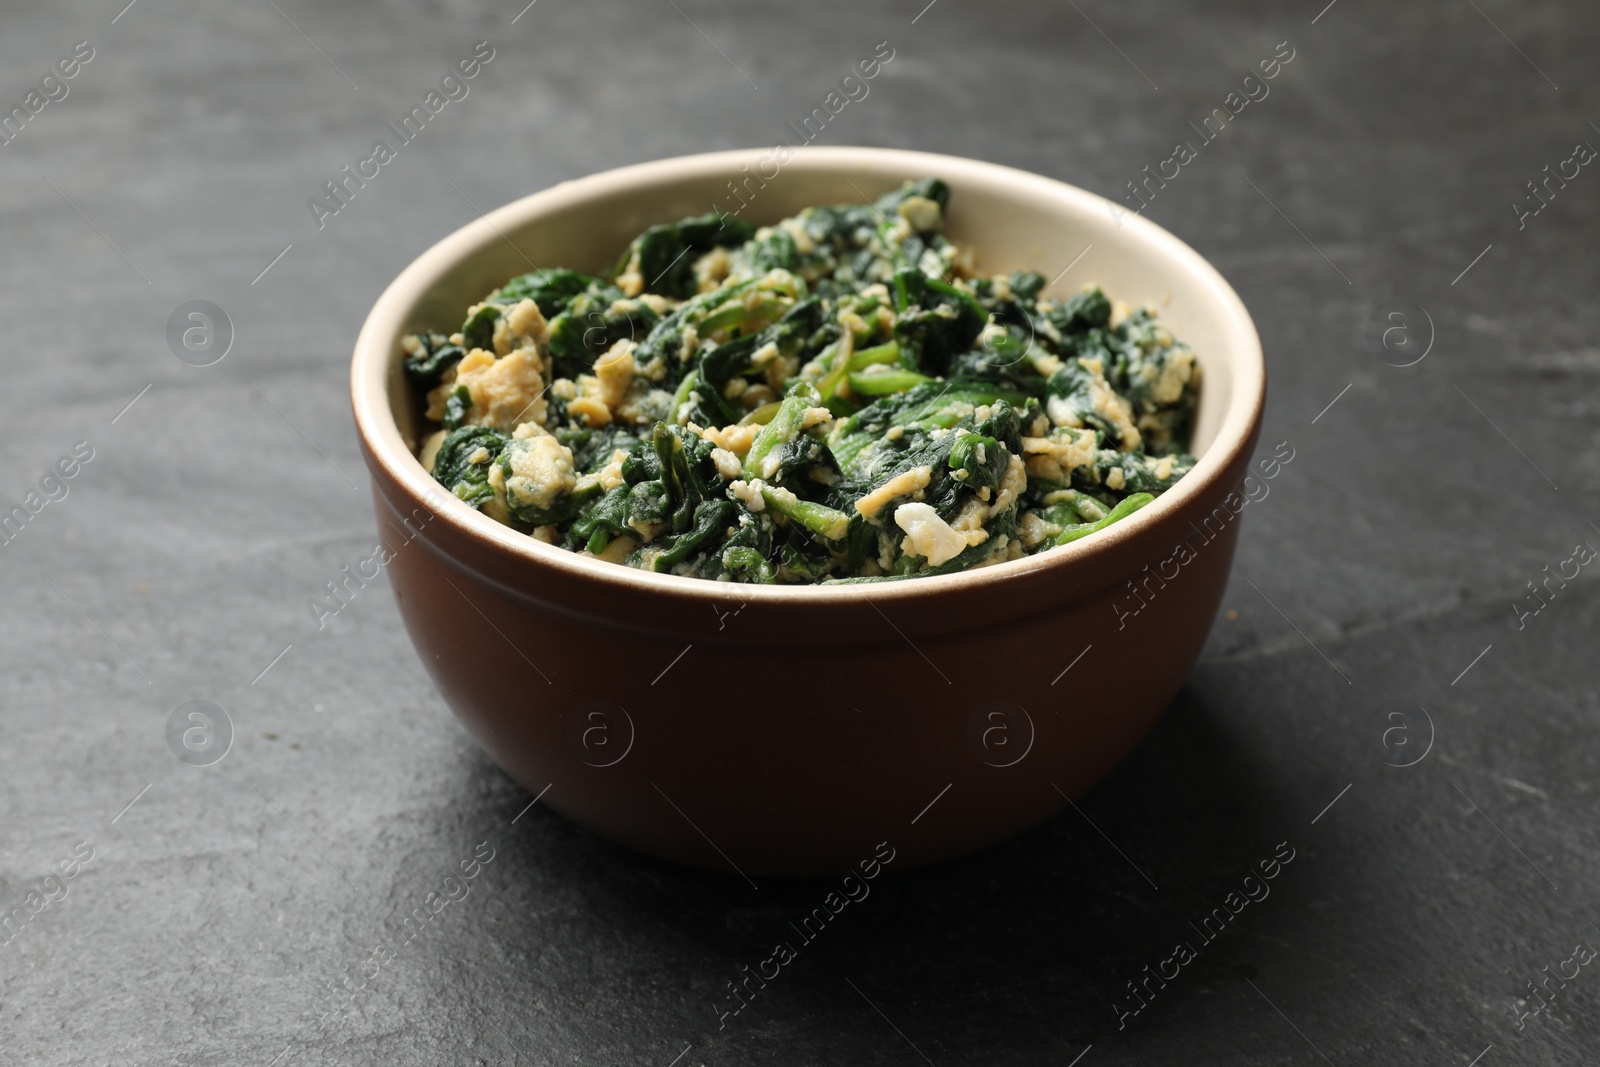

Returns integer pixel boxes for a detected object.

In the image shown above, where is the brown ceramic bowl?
[351,148,1264,878]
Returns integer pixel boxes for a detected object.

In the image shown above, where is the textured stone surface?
[1,1,1596,1063]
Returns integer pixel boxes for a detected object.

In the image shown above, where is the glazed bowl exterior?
[351,148,1265,877]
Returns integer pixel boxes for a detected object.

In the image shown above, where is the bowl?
[351,147,1265,878]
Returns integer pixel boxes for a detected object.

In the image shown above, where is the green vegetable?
[490,268,618,317]
[404,179,1200,582]
[546,293,660,381]
[612,213,757,300]
[847,340,900,371]
[1052,492,1153,546]
[440,385,472,431]
[890,269,988,376]
[461,304,498,351]
[743,383,822,478]
[430,426,508,510]
[403,334,466,389]
[847,367,936,396]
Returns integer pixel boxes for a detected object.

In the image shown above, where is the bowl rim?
[351,146,1265,607]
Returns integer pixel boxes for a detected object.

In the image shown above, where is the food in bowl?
[402,178,1200,583]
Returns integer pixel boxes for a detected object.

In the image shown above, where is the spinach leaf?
[613,213,757,299]
[430,426,508,510]
[403,334,465,389]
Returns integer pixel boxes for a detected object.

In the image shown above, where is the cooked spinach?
[490,268,616,317]
[430,426,508,510]
[546,292,660,381]
[402,333,467,389]
[407,179,1201,582]
[461,304,498,351]
[614,212,757,300]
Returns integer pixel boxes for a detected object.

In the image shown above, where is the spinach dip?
[404,179,1200,584]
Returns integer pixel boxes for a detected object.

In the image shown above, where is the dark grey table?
[3,1,1596,1063]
